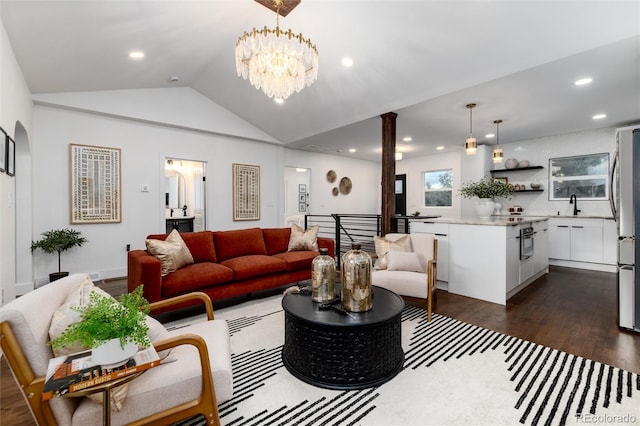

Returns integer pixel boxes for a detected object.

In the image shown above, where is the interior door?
[395,174,406,216]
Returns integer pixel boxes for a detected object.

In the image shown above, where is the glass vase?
[311,248,336,302]
[340,243,373,312]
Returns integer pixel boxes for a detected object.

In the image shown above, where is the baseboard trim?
[549,259,616,273]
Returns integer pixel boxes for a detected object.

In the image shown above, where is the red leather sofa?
[127,227,335,304]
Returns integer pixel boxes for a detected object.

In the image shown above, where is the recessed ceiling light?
[169,76,180,82]
[274,97,284,104]
[575,77,593,86]
[592,113,607,120]
[349,148,356,153]
[485,133,495,138]
[342,57,354,67]
[129,51,145,59]
[403,136,412,142]
[436,146,444,150]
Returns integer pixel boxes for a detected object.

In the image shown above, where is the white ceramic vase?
[92,338,138,368]
[475,199,495,220]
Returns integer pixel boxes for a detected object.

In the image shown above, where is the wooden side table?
[65,371,144,426]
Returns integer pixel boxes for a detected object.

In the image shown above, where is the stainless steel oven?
[520,226,534,260]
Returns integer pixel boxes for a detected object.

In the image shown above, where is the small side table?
[66,371,144,426]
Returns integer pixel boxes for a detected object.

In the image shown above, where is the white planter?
[92,338,138,368]
[475,199,495,220]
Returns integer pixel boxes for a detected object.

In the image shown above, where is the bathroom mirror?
[165,168,185,209]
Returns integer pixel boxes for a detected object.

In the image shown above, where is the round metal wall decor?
[332,187,339,196]
[326,170,337,183]
[339,177,352,195]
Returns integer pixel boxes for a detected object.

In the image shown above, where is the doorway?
[284,167,310,226]
[164,158,207,232]
[395,174,406,216]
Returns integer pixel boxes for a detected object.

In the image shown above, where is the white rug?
[171,294,640,426]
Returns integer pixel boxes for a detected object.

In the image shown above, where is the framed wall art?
[6,136,15,176]
[299,183,306,193]
[232,163,260,221]
[70,144,121,224]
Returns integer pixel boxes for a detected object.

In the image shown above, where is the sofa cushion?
[373,234,412,270]
[386,251,425,273]
[221,255,287,281]
[162,263,234,297]
[288,223,319,251]
[262,228,292,255]
[147,231,216,263]
[213,228,267,261]
[273,250,319,272]
[146,230,194,276]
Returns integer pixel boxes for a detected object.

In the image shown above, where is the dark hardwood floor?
[2,266,639,425]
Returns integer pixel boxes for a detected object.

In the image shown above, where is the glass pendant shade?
[492,119,503,163]
[465,103,477,155]
[465,137,477,155]
[493,147,504,163]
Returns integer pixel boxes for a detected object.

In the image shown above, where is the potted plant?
[31,228,88,282]
[50,285,151,366]
[459,178,514,219]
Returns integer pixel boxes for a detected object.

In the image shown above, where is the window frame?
[548,153,609,201]
[422,168,453,208]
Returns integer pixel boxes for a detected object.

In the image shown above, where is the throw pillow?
[287,223,319,251]
[373,234,412,270]
[48,277,130,411]
[386,251,426,273]
[146,229,194,276]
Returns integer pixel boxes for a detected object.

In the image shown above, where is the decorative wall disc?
[339,177,352,195]
[326,170,337,183]
[332,187,339,196]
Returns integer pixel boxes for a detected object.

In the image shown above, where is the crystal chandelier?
[235,0,319,99]
[492,119,504,163]
[465,103,477,155]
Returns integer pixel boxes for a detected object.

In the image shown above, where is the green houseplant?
[458,178,514,199]
[50,285,151,364]
[459,178,514,220]
[31,228,88,282]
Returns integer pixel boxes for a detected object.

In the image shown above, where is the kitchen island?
[411,216,549,305]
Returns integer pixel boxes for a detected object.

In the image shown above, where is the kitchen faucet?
[569,194,581,216]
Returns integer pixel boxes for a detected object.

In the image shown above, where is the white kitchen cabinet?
[506,225,521,293]
[548,218,603,264]
[533,222,549,273]
[548,221,570,260]
[410,221,449,282]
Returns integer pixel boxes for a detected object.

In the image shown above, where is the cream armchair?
[0,273,233,426]
[371,233,438,321]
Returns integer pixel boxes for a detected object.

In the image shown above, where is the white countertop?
[414,216,549,226]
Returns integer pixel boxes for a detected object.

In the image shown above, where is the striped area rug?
[175,295,639,426]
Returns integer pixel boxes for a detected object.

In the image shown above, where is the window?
[549,153,609,200]
[422,169,453,207]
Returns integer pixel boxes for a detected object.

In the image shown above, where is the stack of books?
[42,346,160,400]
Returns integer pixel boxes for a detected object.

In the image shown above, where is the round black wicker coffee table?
[281,285,404,390]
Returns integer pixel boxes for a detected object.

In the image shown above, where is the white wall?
[284,149,380,215]
[0,21,34,302]
[31,101,288,284]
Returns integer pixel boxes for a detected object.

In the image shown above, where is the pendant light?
[465,103,477,155]
[492,119,504,163]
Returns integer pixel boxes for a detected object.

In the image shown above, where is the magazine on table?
[42,345,160,400]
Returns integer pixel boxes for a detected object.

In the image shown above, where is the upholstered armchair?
[0,273,233,425]
[371,233,438,321]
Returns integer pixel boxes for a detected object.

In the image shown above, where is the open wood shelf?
[490,165,544,173]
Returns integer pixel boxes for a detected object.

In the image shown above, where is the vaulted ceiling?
[2,1,639,162]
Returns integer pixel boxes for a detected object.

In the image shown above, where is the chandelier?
[492,119,504,163]
[235,0,319,99]
[465,103,477,155]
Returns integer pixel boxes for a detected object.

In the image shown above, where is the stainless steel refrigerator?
[611,125,640,332]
